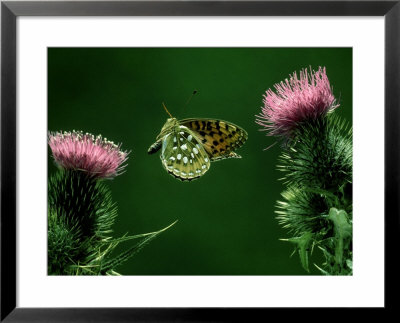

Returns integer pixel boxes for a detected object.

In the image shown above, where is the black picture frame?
[1,0,398,321]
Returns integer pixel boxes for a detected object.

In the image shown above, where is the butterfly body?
[149,117,247,181]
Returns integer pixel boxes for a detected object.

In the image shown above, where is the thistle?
[257,67,352,275]
[256,67,338,138]
[48,130,129,178]
[48,130,175,275]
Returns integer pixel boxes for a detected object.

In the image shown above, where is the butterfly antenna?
[185,90,198,106]
[162,102,173,118]
[180,90,198,115]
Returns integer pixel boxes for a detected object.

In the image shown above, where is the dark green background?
[48,48,352,275]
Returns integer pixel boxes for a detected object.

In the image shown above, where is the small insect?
[148,103,248,181]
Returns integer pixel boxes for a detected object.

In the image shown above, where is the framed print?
[1,0,398,321]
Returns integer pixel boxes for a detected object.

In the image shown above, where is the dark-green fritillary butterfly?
[148,103,248,181]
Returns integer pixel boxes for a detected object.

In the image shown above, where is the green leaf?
[326,208,352,265]
[281,231,313,272]
[99,220,178,273]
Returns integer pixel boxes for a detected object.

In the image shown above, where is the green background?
[48,48,352,275]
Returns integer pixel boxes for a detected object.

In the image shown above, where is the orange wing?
[179,119,248,161]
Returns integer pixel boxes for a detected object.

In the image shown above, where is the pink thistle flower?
[256,67,339,138]
[48,130,129,178]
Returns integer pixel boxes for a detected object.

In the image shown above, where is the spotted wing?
[160,126,211,181]
[179,119,248,161]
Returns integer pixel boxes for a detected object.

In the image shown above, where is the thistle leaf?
[327,208,352,265]
[99,221,178,274]
[281,232,313,272]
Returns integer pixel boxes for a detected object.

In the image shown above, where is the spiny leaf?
[327,208,352,265]
[100,221,178,274]
[281,232,313,272]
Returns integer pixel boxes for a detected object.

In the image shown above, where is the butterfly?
[148,103,248,181]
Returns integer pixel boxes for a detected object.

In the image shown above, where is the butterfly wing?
[160,125,211,181]
[179,119,248,161]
